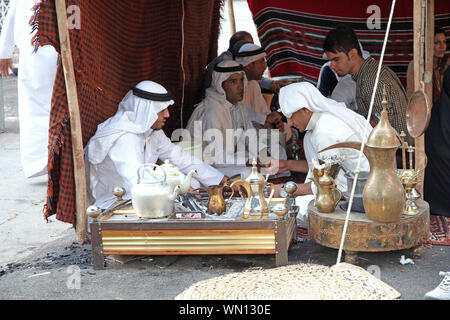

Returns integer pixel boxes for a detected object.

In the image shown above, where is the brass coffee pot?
[311,163,343,213]
[229,159,275,218]
[197,185,227,215]
[320,88,405,223]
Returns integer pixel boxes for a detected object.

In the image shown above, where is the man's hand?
[219,175,230,185]
[264,158,289,175]
[265,111,284,131]
[0,58,13,78]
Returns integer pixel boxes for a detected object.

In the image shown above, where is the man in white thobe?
[85,81,227,209]
[0,0,58,178]
[186,60,284,179]
[269,82,372,227]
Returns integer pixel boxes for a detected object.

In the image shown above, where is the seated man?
[323,25,413,145]
[267,82,371,227]
[235,42,292,142]
[318,45,371,112]
[235,42,274,116]
[203,31,253,94]
[203,31,287,98]
[84,80,228,208]
[186,60,286,178]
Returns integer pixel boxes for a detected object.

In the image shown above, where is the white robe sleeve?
[0,0,17,59]
[148,131,224,187]
[304,125,348,194]
[108,133,145,191]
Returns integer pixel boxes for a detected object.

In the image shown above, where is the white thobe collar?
[306,112,321,131]
[223,99,238,112]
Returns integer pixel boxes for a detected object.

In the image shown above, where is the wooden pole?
[412,0,426,196]
[413,0,433,196]
[413,0,421,93]
[55,0,87,244]
[424,0,434,99]
[228,0,236,35]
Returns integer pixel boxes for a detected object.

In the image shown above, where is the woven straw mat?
[175,263,401,300]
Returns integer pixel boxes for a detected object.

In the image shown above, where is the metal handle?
[137,163,166,184]
[332,187,343,209]
[265,182,275,205]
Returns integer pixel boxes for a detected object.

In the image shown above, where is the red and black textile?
[247,0,450,87]
[32,0,224,224]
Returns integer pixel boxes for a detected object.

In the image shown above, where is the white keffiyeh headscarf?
[279,82,372,141]
[235,43,267,67]
[86,80,174,164]
[187,59,253,136]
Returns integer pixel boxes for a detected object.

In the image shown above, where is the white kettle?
[131,164,180,219]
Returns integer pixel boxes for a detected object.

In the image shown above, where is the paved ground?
[0,76,73,268]
[0,229,449,301]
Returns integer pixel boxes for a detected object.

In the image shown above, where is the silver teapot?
[131,164,180,219]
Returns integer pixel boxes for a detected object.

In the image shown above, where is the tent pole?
[55,0,87,244]
[228,0,236,35]
[413,0,433,196]
[412,0,423,195]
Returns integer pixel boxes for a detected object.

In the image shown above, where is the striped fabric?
[32,0,224,224]
[247,0,450,86]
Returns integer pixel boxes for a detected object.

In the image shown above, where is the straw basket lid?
[175,263,401,300]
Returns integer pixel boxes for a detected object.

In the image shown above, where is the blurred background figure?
[0,0,58,178]
[407,26,449,103]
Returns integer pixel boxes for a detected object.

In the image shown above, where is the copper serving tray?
[406,87,431,138]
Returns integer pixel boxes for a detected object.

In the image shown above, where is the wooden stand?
[91,211,298,270]
[308,199,430,264]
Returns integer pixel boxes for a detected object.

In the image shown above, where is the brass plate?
[406,89,431,138]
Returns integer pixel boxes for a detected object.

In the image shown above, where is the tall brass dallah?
[320,88,405,222]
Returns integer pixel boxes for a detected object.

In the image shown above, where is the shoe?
[424,271,450,300]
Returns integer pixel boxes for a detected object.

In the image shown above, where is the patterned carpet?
[426,215,450,246]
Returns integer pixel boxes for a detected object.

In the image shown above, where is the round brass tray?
[406,88,431,138]
[308,199,430,259]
